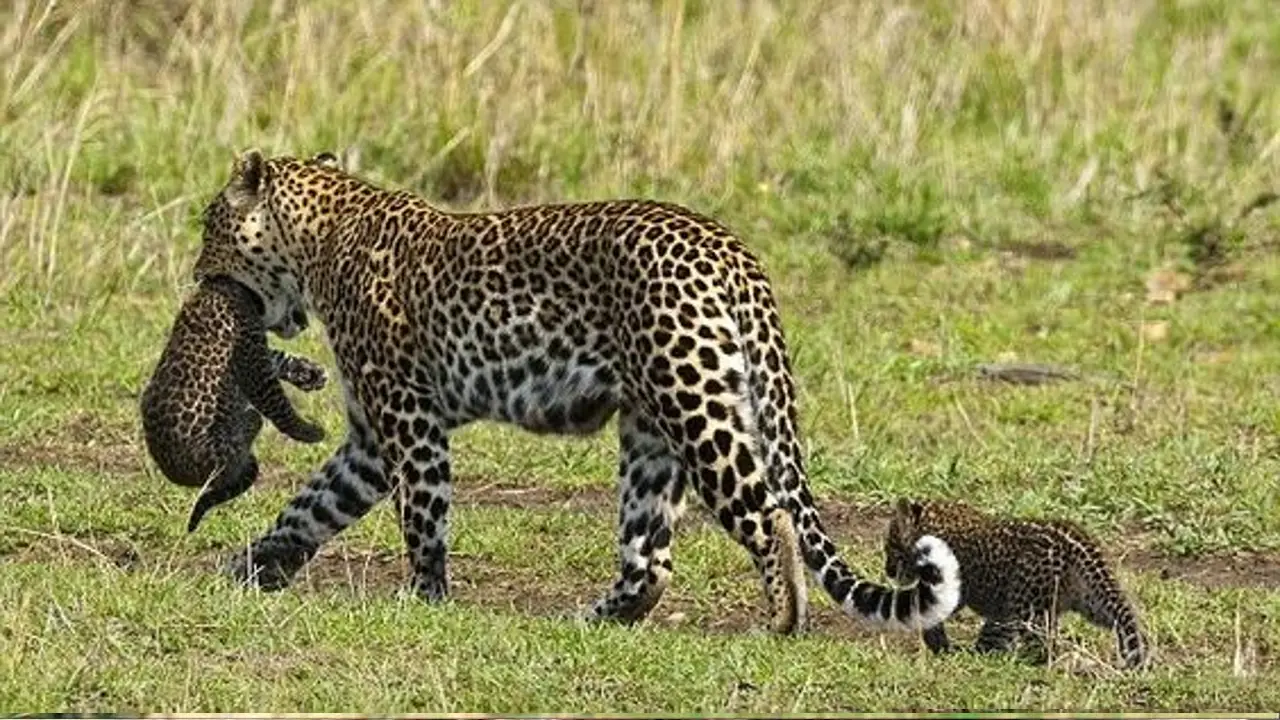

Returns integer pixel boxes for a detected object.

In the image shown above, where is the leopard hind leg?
[587,410,686,624]
[652,388,807,634]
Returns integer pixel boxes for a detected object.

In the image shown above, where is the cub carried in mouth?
[140,275,328,532]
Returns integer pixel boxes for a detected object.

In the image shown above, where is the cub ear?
[893,498,924,525]
[228,148,267,206]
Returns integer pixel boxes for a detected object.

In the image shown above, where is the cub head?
[883,498,926,583]
[193,149,306,338]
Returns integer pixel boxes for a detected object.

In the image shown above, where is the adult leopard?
[192,149,960,635]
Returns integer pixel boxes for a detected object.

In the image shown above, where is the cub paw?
[281,359,328,392]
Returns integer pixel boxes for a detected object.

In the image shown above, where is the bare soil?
[0,412,145,476]
[5,415,1280,612]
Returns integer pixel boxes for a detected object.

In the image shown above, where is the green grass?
[3,557,1278,713]
[3,0,1280,713]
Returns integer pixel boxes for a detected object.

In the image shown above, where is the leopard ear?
[228,148,267,207]
[908,500,925,523]
[310,151,341,169]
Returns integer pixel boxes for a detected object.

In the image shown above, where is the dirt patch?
[268,544,972,650]
[0,518,908,648]
[446,485,1280,593]
[1,528,148,571]
[1125,547,1280,591]
[0,439,144,476]
[448,478,891,542]
[0,412,144,476]
[808,498,892,544]
[453,479,614,515]
[201,542,929,646]
[5,445,1279,597]
[285,488,1280,598]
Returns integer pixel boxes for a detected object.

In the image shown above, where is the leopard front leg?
[973,617,1021,655]
[385,418,453,602]
[1014,606,1060,666]
[922,624,955,654]
[360,380,453,602]
[225,399,389,590]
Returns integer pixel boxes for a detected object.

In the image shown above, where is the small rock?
[976,362,1079,385]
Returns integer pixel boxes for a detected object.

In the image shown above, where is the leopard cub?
[141,276,328,533]
[884,498,1149,670]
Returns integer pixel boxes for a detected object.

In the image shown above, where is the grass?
[2,0,1280,713]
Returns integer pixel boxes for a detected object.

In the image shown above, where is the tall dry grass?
[0,0,1275,301]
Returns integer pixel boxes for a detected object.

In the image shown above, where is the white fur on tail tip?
[843,533,962,631]
[911,534,961,630]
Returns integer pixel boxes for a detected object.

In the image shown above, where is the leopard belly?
[421,322,622,436]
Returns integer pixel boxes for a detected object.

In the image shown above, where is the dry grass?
[3,0,1276,296]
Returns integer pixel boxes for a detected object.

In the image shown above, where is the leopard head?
[193,149,307,338]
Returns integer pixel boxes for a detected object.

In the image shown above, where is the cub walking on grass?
[883,498,1150,670]
[140,275,329,532]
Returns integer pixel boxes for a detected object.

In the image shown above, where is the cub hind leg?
[188,455,260,532]
[1070,570,1151,669]
[187,407,264,532]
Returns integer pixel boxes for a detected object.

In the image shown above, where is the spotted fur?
[884,498,1150,669]
[190,149,961,634]
[140,275,328,532]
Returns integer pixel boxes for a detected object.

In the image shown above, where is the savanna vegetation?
[2,0,1279,712]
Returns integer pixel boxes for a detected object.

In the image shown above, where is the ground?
[2,0,1280,713]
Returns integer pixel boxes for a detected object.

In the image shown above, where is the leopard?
[188,147,963,635]
[883,498,1150,670]
[140,274,329,533]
